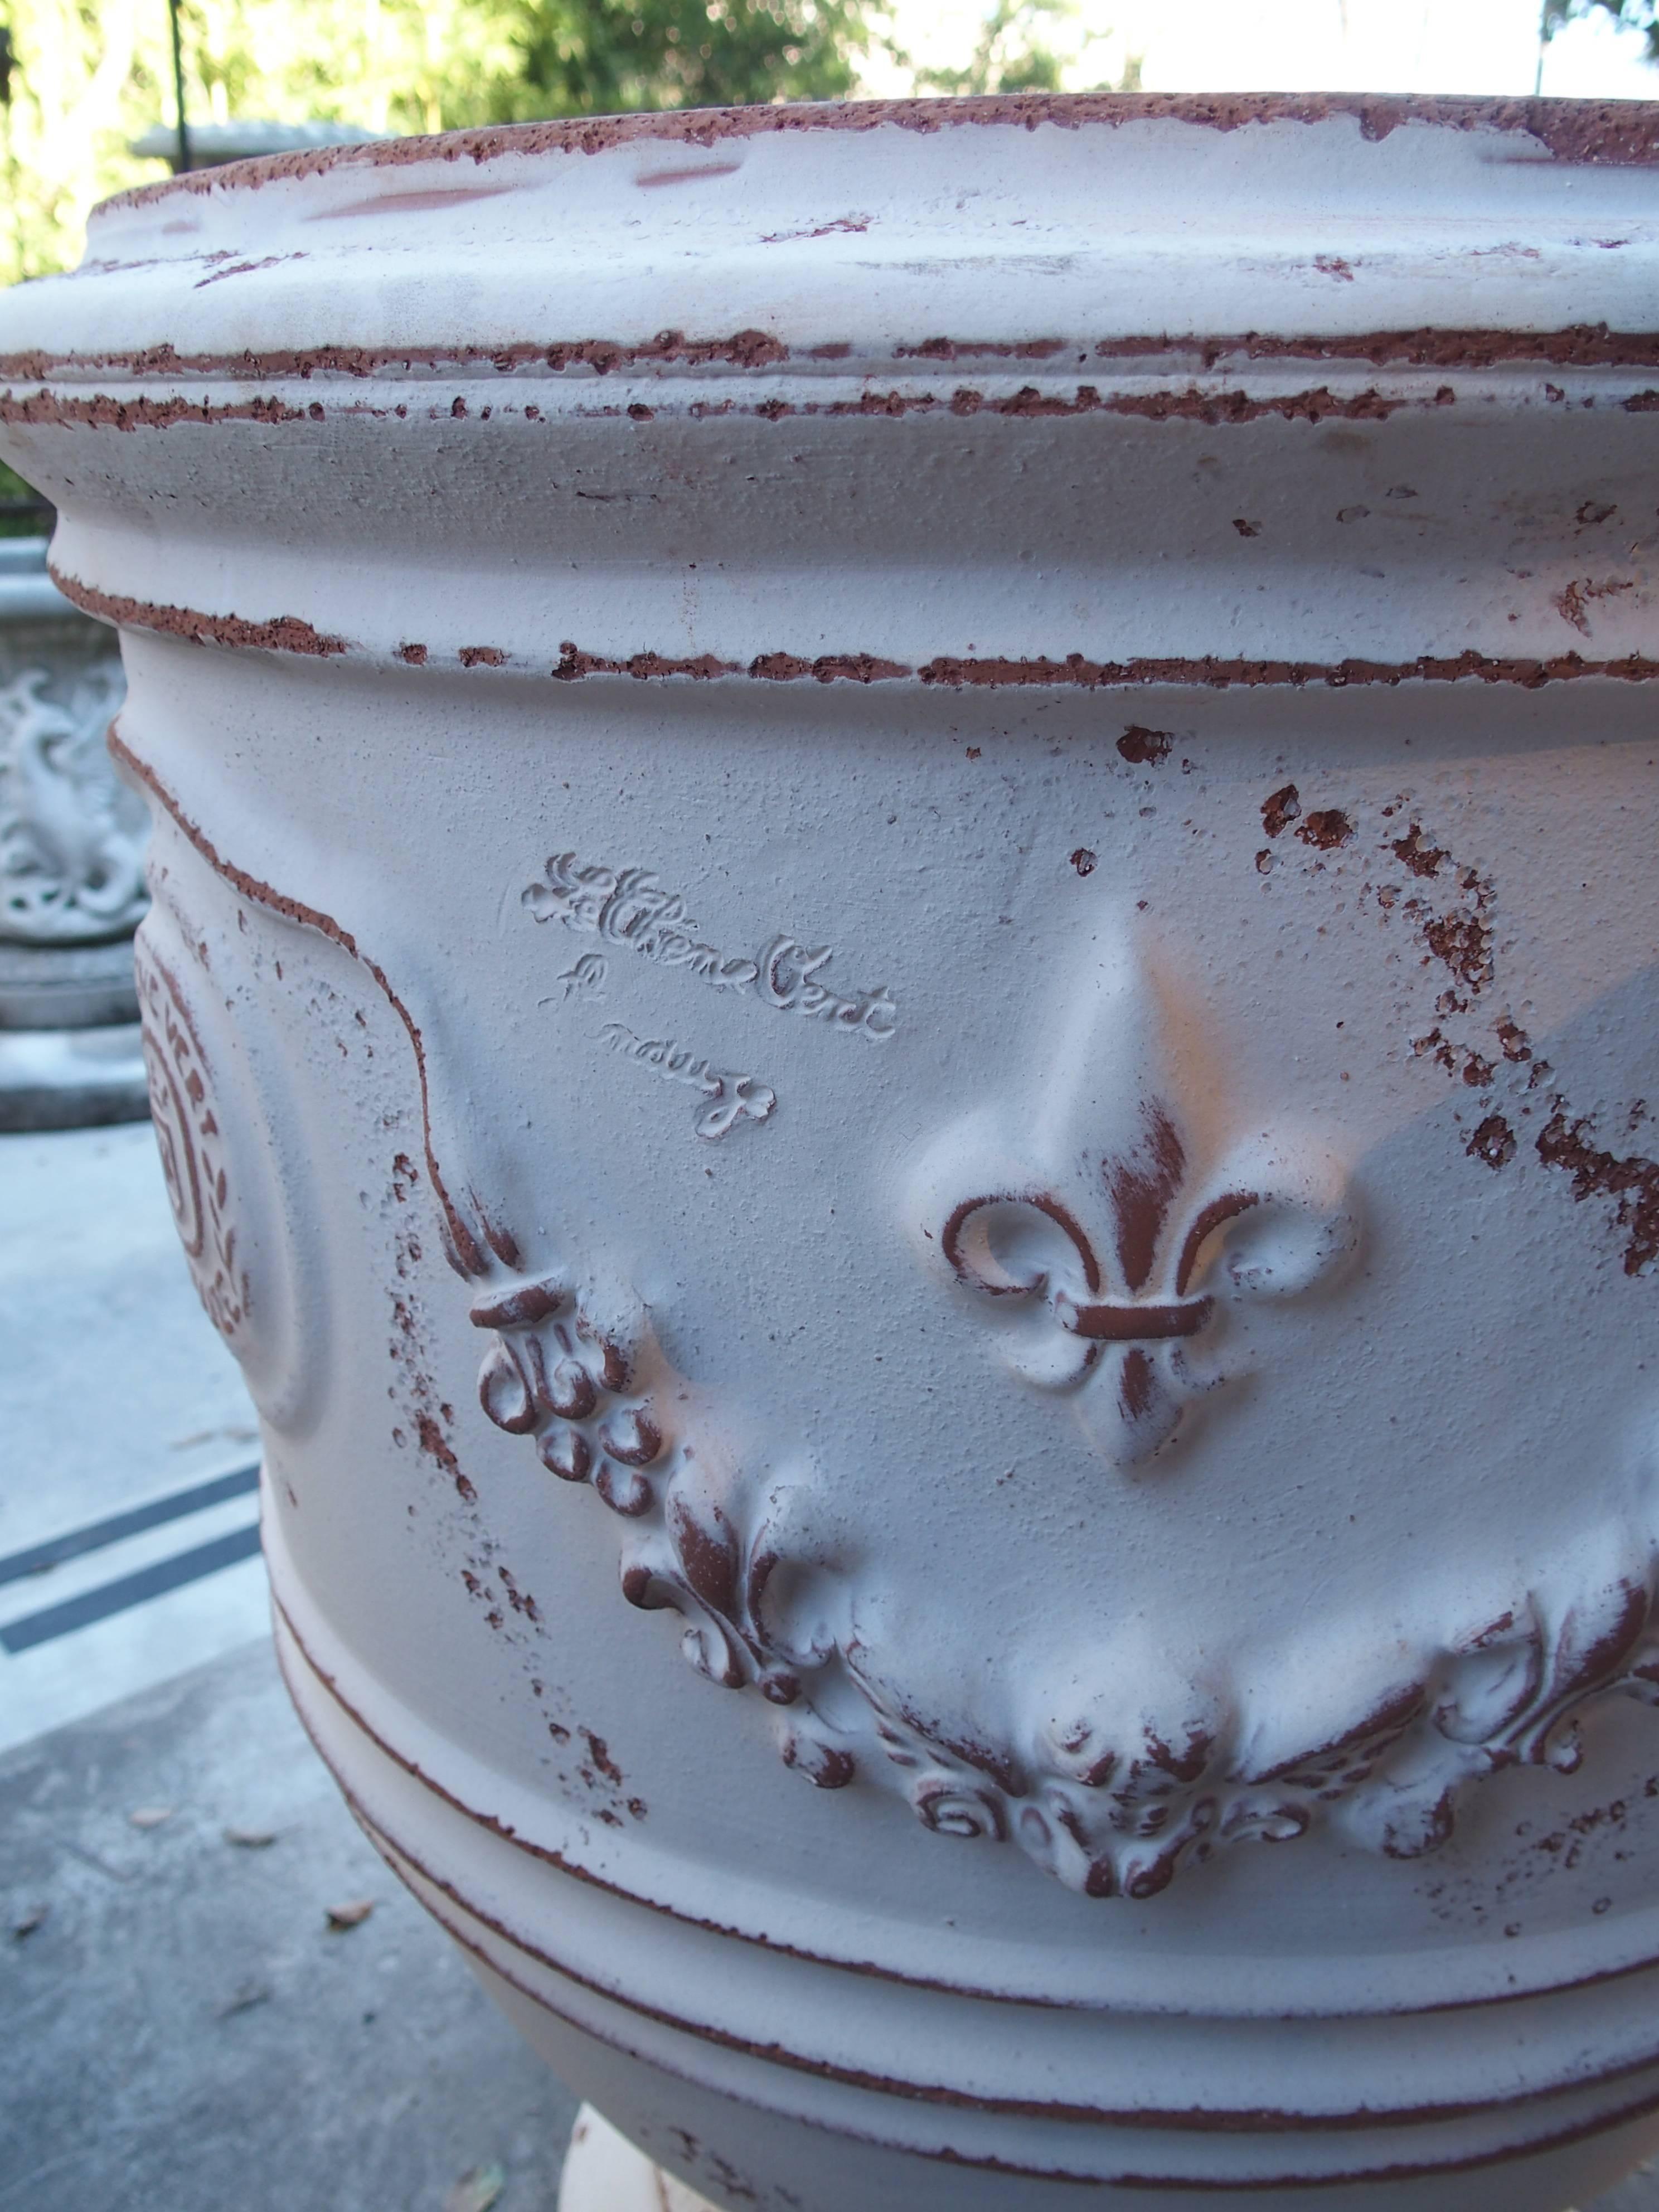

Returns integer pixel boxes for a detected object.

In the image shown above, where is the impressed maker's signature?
[522,852,898,1040]
[598,1022,776,1141]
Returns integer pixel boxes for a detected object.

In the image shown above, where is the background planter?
[7,93,1659,2209]
[0,538,145,1128]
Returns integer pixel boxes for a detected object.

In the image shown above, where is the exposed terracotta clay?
[1116,725,1174,764]
[0,329,790,386]
[1537,1112,1659,1275]
[0,375,1488,430]
[909,651,1659,691]
[1262,785,1302,836]
[1555,577,1635,636]
[53,556,1659,696]
[56,569,347,656]
[12,324,1659,388]
[0,388,307,430]
[1393,823,1448,877]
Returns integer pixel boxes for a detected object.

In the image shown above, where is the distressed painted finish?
[7,93,1659,2209]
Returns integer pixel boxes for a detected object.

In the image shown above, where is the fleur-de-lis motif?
[912,929,1356,1463]
[939,1105,1282,1458]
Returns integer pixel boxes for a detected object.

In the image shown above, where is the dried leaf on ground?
[444,2164,506,2212]
[128,1806,174,1830]
[217,1979,271,2019]
[10,1901,48,1939]
[325,1897,375,1930]
[222,1826,277,1849]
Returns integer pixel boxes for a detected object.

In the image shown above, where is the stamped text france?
[523,852,898,1040]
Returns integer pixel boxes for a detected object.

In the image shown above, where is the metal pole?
[0,27,22,285]
[167,0,191,172]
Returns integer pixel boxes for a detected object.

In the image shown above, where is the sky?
[869,0,1659,101]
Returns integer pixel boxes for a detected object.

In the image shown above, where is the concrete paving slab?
[1604,2161,1659,2210]
[0,1636,578,2212]
[0,1537,266,1754]
[0,1121,267,1740]
[0,1122,259,1550]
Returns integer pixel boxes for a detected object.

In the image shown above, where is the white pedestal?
[558,2106,719,2212]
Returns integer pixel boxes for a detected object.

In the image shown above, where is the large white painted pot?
[9,91,1659,2211]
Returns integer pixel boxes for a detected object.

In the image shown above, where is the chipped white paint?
[8,94,1659,2212]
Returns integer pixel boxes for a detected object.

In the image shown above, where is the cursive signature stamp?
[599,1021,777,1139]
[523,852,897,1039]
[556,950,608,1002]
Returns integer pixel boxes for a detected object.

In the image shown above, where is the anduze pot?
[11,93,1659,2211]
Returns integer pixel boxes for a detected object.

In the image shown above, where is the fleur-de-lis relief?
[912,928,1356,1462]
[939,1109,1278,1459]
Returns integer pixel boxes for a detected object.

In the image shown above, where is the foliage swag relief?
[450,933,1659,1900]
[454,1197,1659,1900]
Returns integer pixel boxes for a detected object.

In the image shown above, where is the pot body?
[9,94,1659,2209]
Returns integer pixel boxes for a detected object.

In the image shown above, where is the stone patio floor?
[0,1639,576,2212]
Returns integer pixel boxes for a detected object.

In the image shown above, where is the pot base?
[550,2090,1643,2212]
[559,2106,719,2212]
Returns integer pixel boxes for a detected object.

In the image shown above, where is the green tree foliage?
[506,0,871,118]
[1542,0,1659,60]
[0,453,50,536]
[908,0,1137,98]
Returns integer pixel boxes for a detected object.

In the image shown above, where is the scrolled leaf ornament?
[913,1776,1008,1841]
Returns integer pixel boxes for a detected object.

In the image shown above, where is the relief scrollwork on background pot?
[448,923,1659,1898]
[0,661,146,944]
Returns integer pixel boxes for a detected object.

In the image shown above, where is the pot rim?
[94,90,1659,221]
